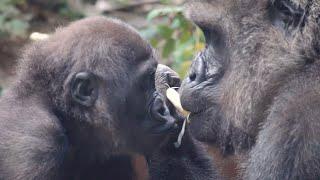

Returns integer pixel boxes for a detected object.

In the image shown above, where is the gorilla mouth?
[188,104,219,126]
[184,98,210,116]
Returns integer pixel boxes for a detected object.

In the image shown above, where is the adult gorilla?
[180,0,320,179]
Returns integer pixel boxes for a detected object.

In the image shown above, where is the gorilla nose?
[188,54,206,84]
[150,94,177,134]
[180,55,208,113]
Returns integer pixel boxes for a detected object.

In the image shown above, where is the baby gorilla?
[0,17,177,179]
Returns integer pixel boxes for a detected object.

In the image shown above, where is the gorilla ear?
[71,72,98,107]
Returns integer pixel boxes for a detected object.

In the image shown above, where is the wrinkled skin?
[156,64,181,95]
[180,0,320,179]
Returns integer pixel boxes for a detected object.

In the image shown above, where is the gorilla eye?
[269,0,306,33]
[189,72,197,81]
[200,26,225,51]
[141,69,156,91]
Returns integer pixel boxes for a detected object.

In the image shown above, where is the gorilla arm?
[147,126,219,180]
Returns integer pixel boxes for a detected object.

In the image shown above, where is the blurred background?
[0,0,205,95]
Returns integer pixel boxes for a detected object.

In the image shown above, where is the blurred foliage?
[0,0,204,78]
[0,0,31,38]
[58,2,84,20]
[140,5,205,78]
[0,0,83,39]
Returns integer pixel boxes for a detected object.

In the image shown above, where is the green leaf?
[58,7,83,20]
[140,26,157,39]
[147,10,161,20]
[0,15,5,25]
[1,5,20,17]
[0,0,10,7]
[160,0,171,4]
[150,38,159,47]
[162,38,175,58]
[177,61,192,78]
[171,17,181,29]
[180,30,191,44]
[147,6,183,20]
[141,4,204,78]
[157,25,173,39]
[11,0,27,6]
[6,19,29,37]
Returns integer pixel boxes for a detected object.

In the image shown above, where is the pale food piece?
[174,115,188,148]
[166,88,190,117]
[30,32,50,41]
[166,87,191,148]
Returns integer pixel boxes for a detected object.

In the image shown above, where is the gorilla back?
[0,17,177,179]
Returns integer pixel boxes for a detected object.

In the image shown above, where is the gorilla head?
[180,1,320,179]
[180,0,320,155]
[0,17,177,179]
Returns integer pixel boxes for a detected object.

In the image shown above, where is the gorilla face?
[180,0,318,150]
[180,45,225,143]
[14,17,177,156]
[113,50,177,154]
[65,18,176,155]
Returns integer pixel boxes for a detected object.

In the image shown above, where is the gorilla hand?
[147,115,219,180]
[156,64,181,95]
[148,65,218,180]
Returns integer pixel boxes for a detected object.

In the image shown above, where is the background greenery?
[0,0,205,95]
[141,5,204,77]
[0,0,31,38]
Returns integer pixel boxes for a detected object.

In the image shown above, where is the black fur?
[147,128,219,180]
[180,0,320,179]
[0,17,177,179]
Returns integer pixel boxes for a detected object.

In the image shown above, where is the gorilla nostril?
[189,72,196,81]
